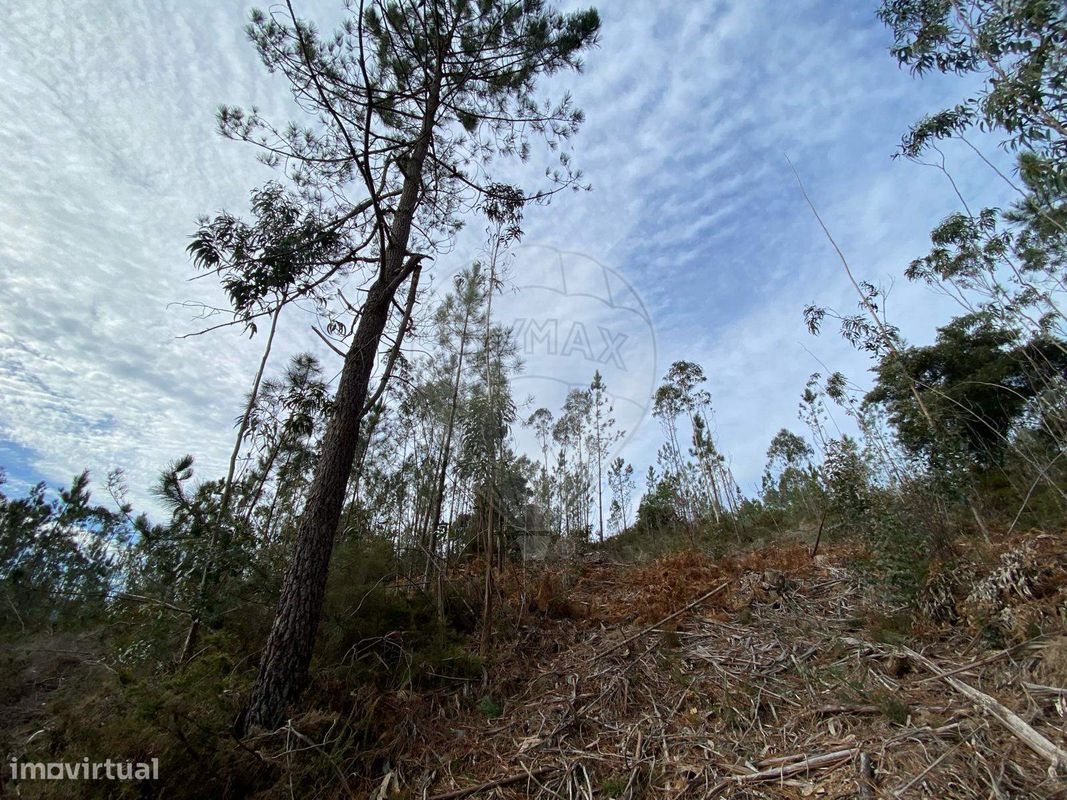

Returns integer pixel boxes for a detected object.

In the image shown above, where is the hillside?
[338,532,1067,798]
[4,529,1065,798]
[3,1,1067,797]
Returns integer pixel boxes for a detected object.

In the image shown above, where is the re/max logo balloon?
[511,318,628,369]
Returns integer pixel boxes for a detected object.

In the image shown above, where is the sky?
[0,0,1016,515]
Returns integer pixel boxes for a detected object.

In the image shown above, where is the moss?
[872,690,911,726]
[599,773,629,797]
[477,695,502,717]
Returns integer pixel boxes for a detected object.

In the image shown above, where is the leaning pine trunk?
[242,277,395,731]
[242,52,441,728]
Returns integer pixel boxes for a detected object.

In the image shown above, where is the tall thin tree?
[199,0,601,731]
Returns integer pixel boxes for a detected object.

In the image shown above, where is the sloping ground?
[349,535,1066,799]
[0,630,105,744]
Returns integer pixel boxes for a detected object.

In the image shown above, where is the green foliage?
[7,6,1067,789]
[794,435,936,599]
[188,183,347,327]
[865,313,1067,467]
[879,0,1066,167]
[589,370,623,541]
[866,498,933,601]
[10,628,267,800]
[760,428,822,520]
[318,536,481,690]
[0,470,133,632]
[821,436,871,533]
[635,472,682,534]
[866,611,915,646]
[477,695,502,717]
[607,456,635,534]
[879,0,1066,341]
[648,361,739,530]
[874,689,911,725]
[599,773,629,797]
[201,0,602,338]
[6,534,484,799]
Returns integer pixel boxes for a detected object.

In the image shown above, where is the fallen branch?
[591,580,731,663]
[283,722,355,798]
[892,741,964,798]
[913,636,1043,685]
[857,751,876,799]
[904,646,1067,772]
[544,591,733,745]
[709,748,857,795]
[1023,682,1067,698]
[814,704,879,716]
[427,766,557,800]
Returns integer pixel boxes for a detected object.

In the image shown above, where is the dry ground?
[336,533,1067,799]
[5,533,1064,799]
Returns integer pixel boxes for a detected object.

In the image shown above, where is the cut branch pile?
[292,534,1067,798]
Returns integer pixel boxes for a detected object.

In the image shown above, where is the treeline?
[2,0,1065,662]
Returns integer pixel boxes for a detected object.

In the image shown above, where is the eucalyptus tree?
[457,316,521,652]
[466,318,517,486]
[526,406,555,524]
[793,2,1067,538]
[387,368,441,558]
[203,0,600,730]
[587,370,622,542]
[652,378,685,489]
[797,374,837,460]
[879,0,1065,173]
[653,361,711,524]
[554,387,593,536]
[877,2,1067,516]
[424,264,490,584]
[347,401,385,503]
[760,428,821,519]
[550,412,572,534]
[690,413,734,519]
[606,456,635,533]
[550,427,572,535]
[878,0,1067,336]
[353,412,411,533]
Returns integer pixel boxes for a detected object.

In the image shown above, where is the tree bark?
[242,276,397,731]
[242,37,442,726]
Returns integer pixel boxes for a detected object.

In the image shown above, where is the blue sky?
[0,0,1014,512]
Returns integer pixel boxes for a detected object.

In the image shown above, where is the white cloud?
[0,0,1019,515]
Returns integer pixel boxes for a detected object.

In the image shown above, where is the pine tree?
[214,0,601,731]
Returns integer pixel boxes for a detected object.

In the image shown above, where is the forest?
[1,0,1066,797]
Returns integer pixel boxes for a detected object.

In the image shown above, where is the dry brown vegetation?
[228,531,1066,799]
[4,530,1065,799]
